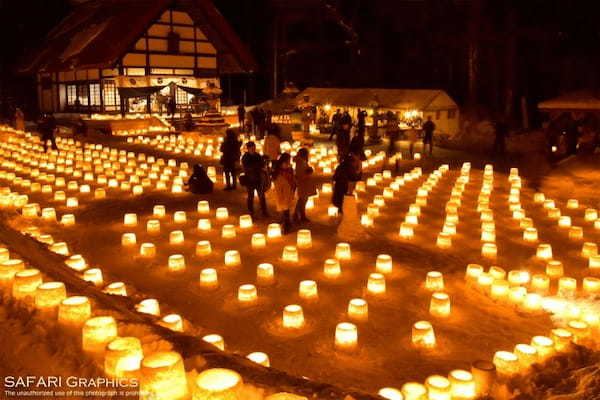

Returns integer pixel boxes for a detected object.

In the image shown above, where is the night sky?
[2,0,600,123]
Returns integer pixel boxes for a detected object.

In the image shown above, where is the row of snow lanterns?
[0,133,196,198]
[398,166,449,240]
[0,245,280,400]
[466,264,600,382]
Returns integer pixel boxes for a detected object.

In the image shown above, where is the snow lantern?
[193,368,242,400]
[247,352,270,367]
[335,322,358,351]
[429,292,451,317]
[283,304,304,328]
[412,321,436,349]
[140,352,188,400]
[82,316,118,355]
[105,337,143,377]
[200,268,218,288]
[238,284,258,303]
[251,233,266,249]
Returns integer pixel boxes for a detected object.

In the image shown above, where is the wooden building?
[20,0,256,115]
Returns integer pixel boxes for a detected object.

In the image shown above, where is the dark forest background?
[2,0,600,126]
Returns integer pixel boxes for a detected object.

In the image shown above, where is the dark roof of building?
[538,89,600,111]
[19,0,256,74]
[297,87,458,110]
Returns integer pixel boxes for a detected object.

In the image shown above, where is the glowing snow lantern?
[140,352,188,400]
[160,314,183,332]
[429,292,451,317]
[590,255,600,271]
[173,211,187,224]
[296,229,312,249]
[197,200,210,215]
[123,213,137,227]
[283,304,304,328]
[551,328,573,352]
[251,233,266,249]
[582,277,600,295]
[153,205,166,218]
[531,274,550,295]
[216,207,229,220]
[168,254,186,272]
[82,316,118,355]
[347,298,368,321]
[0,248,9,263]
[34,282,66,312]
[137,299,160,316]
[105,337,143,377]
[121,233,137,246]
[436,232,452,249]
[321,183,332,193]
[224,250,241,266]
[399,223,414,239]
[257,263,274,285]
[268,223,282,238]
[567,320,590,344]
[50,242,69,256]
[239,214,253,229]
[401,382,427,400]
[378,388,403,400]
[447,370,476,399]
[238,284,258,303]
[376,254,393,274]
[522,293,542,312]
[531,336,554,360]
[489,266,506,280]
[493,351,518,376]
[523,227,538,242]
[200,268,218,289]
[65,254,87,271]
[558,277,577,298]
[323,259,341,279]
[585,208,598,221]
[481,243,497,259]
[282,246,299,262]
[546,260,564,278]
[195,240,212,256]
[58,296,91,328]
[328,205,339,217]
[335,242,351,260]
[83,268,104,286]
[412,321,436,349]
[507,270,530,286]
[299,280,318,300]
[367,273,386,294]
[105,282,127,296]
[514,344,537,369]
[247,352,270,367]
[334,322,358,351]
[198,218,212,231]
[568,226,583,241]
[425,375,452,400]
[221,225,236,239]
[465,264,483,283]
[193,368,242,400]
[582,242,598,258]
[426,271,444,291]
[490,280,509,301]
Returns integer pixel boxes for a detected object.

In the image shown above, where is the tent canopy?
[296,87,458,111]
[538,89,600,112]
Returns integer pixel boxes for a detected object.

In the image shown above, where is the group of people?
[238,105,273,138]
[327,109,368,162]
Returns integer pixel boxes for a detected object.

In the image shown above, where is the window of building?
[67,85,77,106]
[77,85,89,105]
[176,87,189,105]
[435,110,441,120]
[448,109,456,119]
[168,31,181,54]
[103,80,121,111]
[125,68,146,76]
[89,83,101,106]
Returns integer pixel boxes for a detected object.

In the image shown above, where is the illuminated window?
[151,68,174,75]
[77,85,89,105]
[89,83,101,106]
[67,85,77,105]
[448,109,456,119]
[176,87,189,105]
[103,80,121,111]
[126,68,146,76]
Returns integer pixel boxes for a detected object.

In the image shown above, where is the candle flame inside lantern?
[401,382,427,400]
[197,200,210,215]
[283,304,304,328]
[531,336,555,360]
[82,316,118,355]
[347,298,368,322]
[238,284,258,303]
[173,211,187,224]
[268,223,282,238]
[194,368,242,400]
[224,250,241,266]
[105,337,143,377]
[202,334,225,350]
[412,321,436,349]
[160,314,183,332]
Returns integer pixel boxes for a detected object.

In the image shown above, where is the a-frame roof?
[19,0,256,74]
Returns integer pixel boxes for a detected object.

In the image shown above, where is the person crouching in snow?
[186,164,213,194]
[272,153,296,234]
[332,146,363,213]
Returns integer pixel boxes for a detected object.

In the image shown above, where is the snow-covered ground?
[0,127,599,399]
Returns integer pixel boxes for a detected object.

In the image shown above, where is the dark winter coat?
[332,155,362,209]
[220,137,241,170]
[187,165,213,194]
[242,152,266,188]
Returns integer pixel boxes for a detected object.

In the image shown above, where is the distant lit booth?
[256,84,305,140]
[20,0,256,135]
[538,89,600,155]
[296,87,460,137]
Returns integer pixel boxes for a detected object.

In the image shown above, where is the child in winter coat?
[272,153,296,234]
[186,164,213,194]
